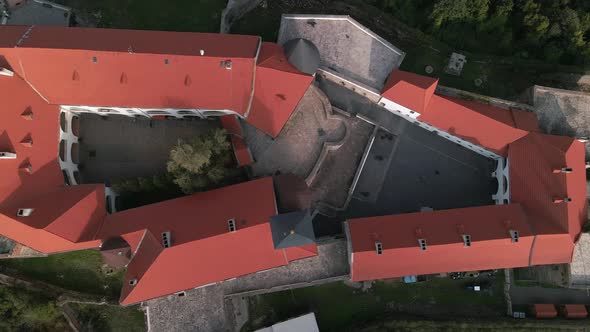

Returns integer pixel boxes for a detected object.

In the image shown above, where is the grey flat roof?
[315,75,496,219]
[278,14,404,91]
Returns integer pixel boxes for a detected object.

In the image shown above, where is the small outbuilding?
[533,304,557,319]
[564,304,588,319]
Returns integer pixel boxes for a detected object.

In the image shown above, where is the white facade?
[58,109,118,212]
[60,105,239,119]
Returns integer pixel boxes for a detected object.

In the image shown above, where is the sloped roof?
[0,66,103,253]
[0,26,259,113]
[283,38,320,75]
[347,204,533,281]
[381,69,438,114]
[97,177,317,305]
[508,132,586,265]
[220,115,253,166]
[270,210,316,249]
[509,133,587,240]
[0,184,106,243]
[449,97,540,132]
[0,71,63,206]
[247,42,314,137]
[419,95,529,156]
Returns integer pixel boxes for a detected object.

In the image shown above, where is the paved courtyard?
[77,114,219,183]
[244,84,374,213]
[146,240,349,332]
[278,14,405,91]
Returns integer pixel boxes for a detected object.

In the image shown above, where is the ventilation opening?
[462,234,471,247]
[564,197,572,202]
[562,167,573,173]
[418,239,427,251]
[162,231,171,248]
[509,230,519,243]
[374,241,383,255]
[129,278,137,286]
[176,291,186,297]
[228,219,236,233]
[17,208,34,217]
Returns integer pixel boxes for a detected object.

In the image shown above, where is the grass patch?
[0,285,70,331]
[245,275,505,332]
[70,303,145,332]
[54,0,225,32]
[359,318,586,332]
[0,250,123,299]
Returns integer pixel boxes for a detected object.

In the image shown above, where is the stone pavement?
[146,240,348,332]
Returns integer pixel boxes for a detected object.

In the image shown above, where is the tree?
[430,0,490,27]
[167,128,234,194]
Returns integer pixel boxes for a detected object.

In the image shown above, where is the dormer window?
[228,219,236,232]
[161,231,171,248]
[375,241,383,255]
[509,230,519,243]
[462,234,472,247]
[418,239,427,251]
[17,208,34,217]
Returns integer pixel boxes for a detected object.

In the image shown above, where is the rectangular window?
[509,230,519,243]
[162,231,171,248]
[375,241,383,255]
[462,234,471,247]
[228,219,236,232]
[418,239,427,251]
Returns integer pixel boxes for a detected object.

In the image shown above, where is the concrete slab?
[278,14,404,91]
[77,114,219,183]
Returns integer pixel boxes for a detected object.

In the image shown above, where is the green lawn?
[69,303,146,332]
[54,0,225,32]
[0,250,124,299]
[244,275,505,332]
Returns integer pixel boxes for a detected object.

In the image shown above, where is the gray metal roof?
[283,38,320,75]
[270,209,316,249]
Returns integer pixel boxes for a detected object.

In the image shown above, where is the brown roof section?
[19,26,260,58]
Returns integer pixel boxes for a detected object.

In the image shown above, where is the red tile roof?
[381,70,438,114]
[97,177,316,305]
[246,43,314,137]
[419,95,529,156]
[509,133,587,239]
[348,204,533,281]
[220,115,253,166]
[509,133,587,265]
